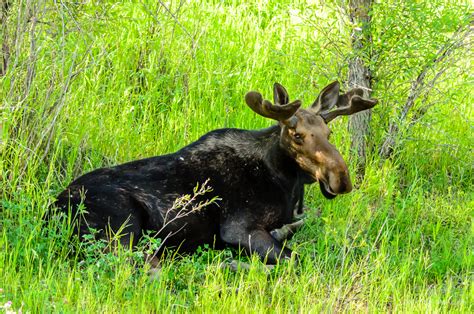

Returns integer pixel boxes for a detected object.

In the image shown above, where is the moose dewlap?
[55,81,377,264]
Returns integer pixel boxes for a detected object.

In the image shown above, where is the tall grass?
[1,0,472,312]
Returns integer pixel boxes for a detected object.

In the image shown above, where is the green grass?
[1,0,472,312]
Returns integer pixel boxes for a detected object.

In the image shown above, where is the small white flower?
[3,301,12,309]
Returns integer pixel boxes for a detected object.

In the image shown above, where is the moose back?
[55,81,377,264]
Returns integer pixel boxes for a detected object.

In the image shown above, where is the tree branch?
[0,1,12,77]
[379,21,473,159]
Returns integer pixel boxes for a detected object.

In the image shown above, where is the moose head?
[245,81,378,199]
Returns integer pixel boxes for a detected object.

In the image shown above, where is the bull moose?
[55,81,377,264]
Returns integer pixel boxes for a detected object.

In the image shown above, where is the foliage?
[1,0,472,312]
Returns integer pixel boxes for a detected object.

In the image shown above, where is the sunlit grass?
[1,0,472,312]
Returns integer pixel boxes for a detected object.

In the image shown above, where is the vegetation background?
[1,0,472,312]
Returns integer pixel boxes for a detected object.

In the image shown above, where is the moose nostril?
[339,174,352,193]
[330,171,352,194]
[337,181,347,193]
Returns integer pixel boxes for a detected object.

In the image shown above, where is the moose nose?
[337,173,353,193]
[328,169,353,194]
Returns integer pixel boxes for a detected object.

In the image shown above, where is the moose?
[55,81,377,264]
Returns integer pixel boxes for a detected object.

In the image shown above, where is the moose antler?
[311,81,378,123]
[320,93,378,123]
[245,90,301,121]
[273,82,289,105]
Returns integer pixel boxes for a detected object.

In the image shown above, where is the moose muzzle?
[316,149,353,198]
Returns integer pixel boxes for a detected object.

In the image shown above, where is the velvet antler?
[245,85,301,121]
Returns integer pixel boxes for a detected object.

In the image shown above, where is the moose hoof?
[147,266,162,281]
[223,260,275,273]
[270,219,305,242]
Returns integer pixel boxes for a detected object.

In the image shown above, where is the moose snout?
[328,167,353,194]
[315,148,353,195]
[319,149,353,195]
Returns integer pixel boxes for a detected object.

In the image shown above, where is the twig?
[379,21,473,159]
[18,50,79,179]
[24,2,38,100]
[143,179,220,264]
[146,0,195,49]
[0,0,12,77]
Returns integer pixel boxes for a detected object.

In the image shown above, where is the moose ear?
[311,81,340,113]
[273,83,289,105]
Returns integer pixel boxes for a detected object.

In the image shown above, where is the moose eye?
[293,133,304,143]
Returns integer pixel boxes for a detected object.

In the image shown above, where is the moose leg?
[294,184,305,217]
[270,219,304,242]
[220,224,294,264]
